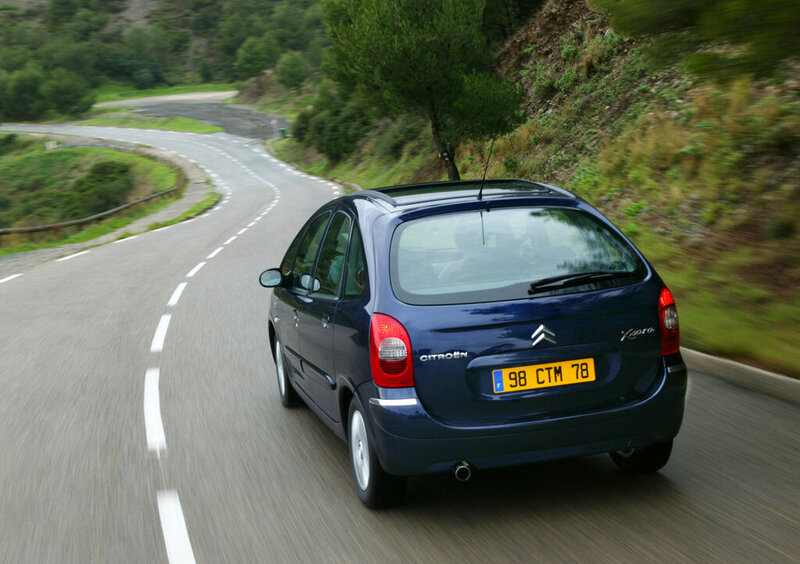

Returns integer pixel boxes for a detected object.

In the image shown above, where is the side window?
[280,222,308,277]
[313,212,352,297]
[343,224,368,299]
[290,211,331,292]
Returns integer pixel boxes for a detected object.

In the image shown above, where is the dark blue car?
[259,179,686,508]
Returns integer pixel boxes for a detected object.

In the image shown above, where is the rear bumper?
[363,361,687,476]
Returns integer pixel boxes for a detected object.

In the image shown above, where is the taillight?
[369,313,414,387]
[659,287,680,356]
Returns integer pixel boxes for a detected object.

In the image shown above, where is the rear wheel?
[348,398,406,509]
[274,338,300,408]
[610,440,673,473]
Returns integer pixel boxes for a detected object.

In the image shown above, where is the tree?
[270,1,311,51]
[323,0,523,180]
[4,64,48,120]
[41,68,95,115]
[276,51,311,91]
[234,33,280,79]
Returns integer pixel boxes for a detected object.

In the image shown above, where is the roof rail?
[352,189,397,206]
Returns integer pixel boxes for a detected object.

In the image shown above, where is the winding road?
[1,100,798,563]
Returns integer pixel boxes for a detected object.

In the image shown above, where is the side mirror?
[259,268,284,288]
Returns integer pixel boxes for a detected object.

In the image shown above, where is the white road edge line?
[168,283,187,307]
[113,235,139,244]
[0,273,22,284]
[207,247,223,259]
[151,314,172,353]
[237,228,247,235]
[224,236,237,245]
[157,490,196,564]
[56,250,90,262]
[144,368,166,453]
[186,262,206,277]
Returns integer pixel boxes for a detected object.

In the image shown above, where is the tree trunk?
[430,115,461,181]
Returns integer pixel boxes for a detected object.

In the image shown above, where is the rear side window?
[343,225,368,299]
[313,211,352,297]
[289,211,331,292]
[390,207,647,305]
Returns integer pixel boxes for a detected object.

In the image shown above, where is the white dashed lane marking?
[56,250,91,262]
[0,274,22,285]
[186,262,206,278]
[168,283,187,307]
[157,490,197,564]
[150,314,172,353]
[144,368,167,454]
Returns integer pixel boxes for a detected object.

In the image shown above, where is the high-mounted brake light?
[659,287,680,356]
[369,313,414,387]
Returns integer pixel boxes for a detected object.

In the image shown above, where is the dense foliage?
[319,0,525,179]
[592,0,800,80]
[0,0,328,120]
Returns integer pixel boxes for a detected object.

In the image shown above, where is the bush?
[66,161,134,218]
[503,154,521,174]
[276,51,311,91]
[40,68,95,116]
[292,110,312,142]
[375,117,425,159]
[234,33,280,79]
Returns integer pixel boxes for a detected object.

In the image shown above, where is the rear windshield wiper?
[528,270,636,295]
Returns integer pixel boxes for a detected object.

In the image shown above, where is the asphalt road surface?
[1,104,798,563]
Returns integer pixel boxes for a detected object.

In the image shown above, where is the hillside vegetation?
[268,0,800,376]
[0,0,329,121]
[0,134,179,246]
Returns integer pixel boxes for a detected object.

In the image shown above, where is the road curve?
[0,117,797,563]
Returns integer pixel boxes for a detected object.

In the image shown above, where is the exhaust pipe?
[453,461,472,482]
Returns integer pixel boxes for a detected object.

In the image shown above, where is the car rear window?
[390,207,648,305]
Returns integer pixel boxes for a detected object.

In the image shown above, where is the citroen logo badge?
[531,324,557,348]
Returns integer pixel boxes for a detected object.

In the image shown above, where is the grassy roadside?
[144,192,222,233]
[78,113,224,134]
[0,141,182,255]
[93,82,238,104]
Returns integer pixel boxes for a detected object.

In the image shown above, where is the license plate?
[492,358,596,394]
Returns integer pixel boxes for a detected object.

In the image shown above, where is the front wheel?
[610,440,673,473]
[274,338,300,408]
[348,398,406,509]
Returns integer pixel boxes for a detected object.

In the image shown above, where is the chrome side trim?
[667,363,687,375]
[369,398,418,407]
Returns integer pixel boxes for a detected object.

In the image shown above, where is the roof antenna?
[478,137,495,201]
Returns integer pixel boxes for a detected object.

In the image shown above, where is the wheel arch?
[268,320,277,361]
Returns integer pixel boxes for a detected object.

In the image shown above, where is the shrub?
[276,51,311,91]
[503,154,521,174]
[555,68,578,91]
[66,161,133,218]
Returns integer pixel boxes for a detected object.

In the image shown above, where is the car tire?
[274,338,300,408]
[610,440,673,473]
[348,398,406,509]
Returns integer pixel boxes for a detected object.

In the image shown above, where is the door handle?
[321,315,330,329]
[292,310,299,327]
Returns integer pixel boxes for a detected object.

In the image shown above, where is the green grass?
[250,92,315,122]
[0,141,180,249]
[145,192,222,231]
[79,113,224,134]
[0,190,183,257]
[85,147,179,192]
[272,137,439,190]
[93,82,238,104]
